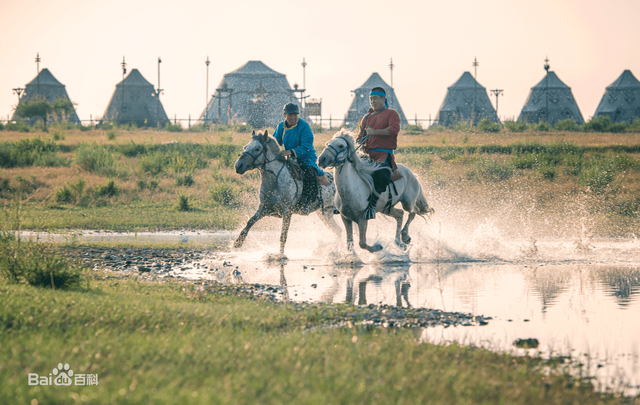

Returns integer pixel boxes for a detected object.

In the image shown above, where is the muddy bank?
[64,245,492,329]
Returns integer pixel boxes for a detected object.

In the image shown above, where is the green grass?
[0,276,631,405]
[12,202,242,231]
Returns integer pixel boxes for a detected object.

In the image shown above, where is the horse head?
[318,129,356,169]
[235,130,280,174]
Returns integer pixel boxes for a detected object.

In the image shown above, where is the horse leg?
[401,212,416,244]
[341,215,355,252]
[279,210,293,256]
[357,219,383,253]
[234,207,265,248]
[319,209,341,238]
[387,207,407,248]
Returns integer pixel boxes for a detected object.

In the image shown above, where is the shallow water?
[23,218,640,394]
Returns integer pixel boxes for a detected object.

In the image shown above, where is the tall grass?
[74,143,124,178]
[0,138,59,168]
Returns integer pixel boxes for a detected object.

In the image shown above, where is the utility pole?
[301,57,307,114]
[389,57,394,108]
[12,87,25,105]
[472,57,479,125]
[35,52,41,98]
[544,56,550,125]
[205,56,210,107]
[157,57,163,128]
[491,89,504,119]
[120,56,127,125]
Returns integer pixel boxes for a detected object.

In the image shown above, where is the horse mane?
[331,129,389,192]
[253,132,283,159]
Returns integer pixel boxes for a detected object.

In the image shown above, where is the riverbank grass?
[0,275,632,405]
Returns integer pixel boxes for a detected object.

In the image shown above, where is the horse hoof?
[401,234,411,244]
[233,240,243,248]
[370,243,383,253]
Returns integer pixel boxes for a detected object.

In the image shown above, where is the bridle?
[323,135,369,172]
[239,137,279,171]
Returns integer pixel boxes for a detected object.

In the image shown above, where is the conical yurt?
[199,61,297,128]
[594,70,640,123]
[11,68,81,124]
[517,71,584,125]
[343,73,408,128]
[434,71,498,127]
[102,69,169,127]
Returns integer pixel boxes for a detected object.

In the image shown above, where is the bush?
[532,120,551,132]
[210,181,240,206]
[55,186,73,203]
[310,124,325,134]
[537,165,557,181]
[511,153,538,170]
[579,158,617,194]
[119,140,147,157]
[107,129,117,140]
[582,115,611,132]
[75,143,122,177]
[504,120,528,132]
[607,122,629,133]
[176,173,195,187]
[466,158,514,182]
[0,122,4,131]
[94,179,119,198]
[477,119,502,133]
[428,125,445,132]
[52,129,66,140]
[0,231,84,289]
[0,137,59,168]
[453,120,472,132]
[165,122,183,132]
[554,118,580,132]
[173,194,193,211]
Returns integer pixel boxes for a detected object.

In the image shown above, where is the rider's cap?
[283,103,300,115]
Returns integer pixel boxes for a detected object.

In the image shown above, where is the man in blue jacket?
[274,103,329,214]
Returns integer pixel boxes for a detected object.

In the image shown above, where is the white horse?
[318,130,432,253]
[234,130,341,256]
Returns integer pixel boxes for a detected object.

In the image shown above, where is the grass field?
[1,126,639,236]
[1,273,635,405]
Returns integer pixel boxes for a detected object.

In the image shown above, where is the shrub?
[504,120,528,132]
[165,122,183,132]
[0,137,59,168]
[532,120,551,132]
[74,143,122,177]
[119,140,147,157]
[0,231,84,289]
[607,122,629,133]
[188,123,210,132]
[173,194,193,211]
[176,173,195,187]
[453,120,472,132]
[631,117,640,132]
[52,129,66,140]
[0,122,4,131]
[310,124,325,134]
[582,115,611,132]
[537,165,557,181]
[55,186,73,203]
[511,153,538,170]
[138,151,166,176]
[579,158,617,194]
[107,129,117,140]
[428,125,445,132]
[554,118,580,132]
[466,158,514,182]
[94,179,119,198]
[476,119,502,133]
[210,181,240,206]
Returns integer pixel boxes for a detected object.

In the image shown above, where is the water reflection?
[597,267,640,308]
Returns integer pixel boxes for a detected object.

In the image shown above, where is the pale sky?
[1,0,639,126]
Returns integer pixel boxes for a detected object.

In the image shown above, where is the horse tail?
[415,187,434,217]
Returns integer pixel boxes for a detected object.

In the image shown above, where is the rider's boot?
[364,192,380,220]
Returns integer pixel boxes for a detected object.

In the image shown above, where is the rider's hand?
[365,127,374,136]
[280,150,292,158]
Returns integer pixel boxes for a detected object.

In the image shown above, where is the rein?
[325,135,369,173]
[240,137,299,195]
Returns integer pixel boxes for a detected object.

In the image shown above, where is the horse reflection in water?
[234,130,341,258]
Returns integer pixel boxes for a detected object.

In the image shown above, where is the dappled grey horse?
[234,130,341,256]
[318,129,433,253]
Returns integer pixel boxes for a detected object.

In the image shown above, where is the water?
[22,217,640,394]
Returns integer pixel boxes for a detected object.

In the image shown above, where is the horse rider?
[274,103,330,214]
[356,87,401,220]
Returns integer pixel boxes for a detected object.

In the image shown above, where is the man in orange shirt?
[356,87,401,219]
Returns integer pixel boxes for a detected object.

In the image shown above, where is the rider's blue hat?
[283,103,299,114]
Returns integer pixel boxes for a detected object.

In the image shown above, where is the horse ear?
[262,130,269,140]
[251,130,256,136]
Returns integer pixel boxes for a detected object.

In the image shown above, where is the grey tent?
[518,71,584,125]
[199,61,298,128]
[343,73,408,128]
[434,71,498,127]
[103,69,169,127]
[11,68,80,124]
[594,70,640,123]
